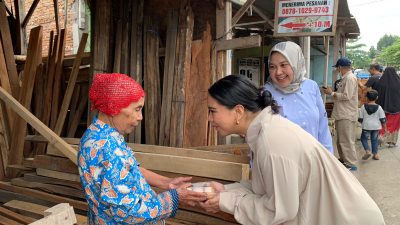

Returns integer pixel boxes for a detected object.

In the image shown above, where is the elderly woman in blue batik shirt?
[78,73,207,225]
[264,41,333,153]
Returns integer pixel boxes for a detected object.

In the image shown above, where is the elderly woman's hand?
[176,188,208,207]
[168,176,193,189]
[199,192,220,213]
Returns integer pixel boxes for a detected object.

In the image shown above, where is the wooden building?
[0,0,359,224]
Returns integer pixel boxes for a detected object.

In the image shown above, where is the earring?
[236,120,239,125]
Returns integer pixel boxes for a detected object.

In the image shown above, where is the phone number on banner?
[280,7,331,16]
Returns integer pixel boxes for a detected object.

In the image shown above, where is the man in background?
[323,57,359,170]
[358,63,382,91]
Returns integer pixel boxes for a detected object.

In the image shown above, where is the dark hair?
[369,63,380,71]
[208,75,279,114]
[366,90,378,101]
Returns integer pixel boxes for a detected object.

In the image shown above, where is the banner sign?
[273,0,338,37]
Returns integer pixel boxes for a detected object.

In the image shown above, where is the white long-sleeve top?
[219,107,385,225]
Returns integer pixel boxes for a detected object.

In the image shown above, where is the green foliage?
[368,46,377,59]
[346,40,370,69]
[377,34,399,51]
[379,38,400,69]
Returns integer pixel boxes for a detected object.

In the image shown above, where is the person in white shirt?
[359,90,387,160]
[200,74,386,225]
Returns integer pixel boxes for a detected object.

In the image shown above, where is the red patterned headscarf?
[89,73,145,115]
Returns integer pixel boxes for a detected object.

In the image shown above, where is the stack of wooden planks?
[0,134,250,225]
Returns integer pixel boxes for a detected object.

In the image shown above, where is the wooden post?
[299,36,311,79]
[323,36,330,103]
[7,26,42,177]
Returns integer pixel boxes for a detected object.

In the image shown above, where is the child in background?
[359,90,387,160]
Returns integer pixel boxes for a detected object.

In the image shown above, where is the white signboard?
[273,0,338,37]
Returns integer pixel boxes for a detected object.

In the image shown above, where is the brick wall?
[6,0,77,55]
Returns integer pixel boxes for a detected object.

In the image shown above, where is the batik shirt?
[78,117,178,225]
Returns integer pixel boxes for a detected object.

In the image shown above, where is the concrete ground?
[351,139,400,225]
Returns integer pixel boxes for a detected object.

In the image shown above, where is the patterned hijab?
[268,41,307,94]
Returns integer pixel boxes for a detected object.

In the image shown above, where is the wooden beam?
[7,26,42,176]
[26,135,249,163]
[53,0,59,32]
[214,35,261,51]
[23,173,81,190]
[159,10,178,146]
[2,1,13,18]
[134,152,250,182]
[0,213,23,225]
[3,200,86,224]
[32,155,78,174]
[0,2,21,97]
[0,88,78,165]
[30,203,77,225]
[231,0,255,28]
[11,178,84,199]
[0,182,87,211]
[0,206,35,224]
[47,33,87,155]
[21,0,40,28]
[252,5,274,28]
[36,168,80,182]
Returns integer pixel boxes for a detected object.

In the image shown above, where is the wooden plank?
[0,40,15,126]
[231,0,256,28]
[175,209,237,225]
[214,35,261,51]
[24,173,82,190]
[4,201,87,225]
[0,189,53,208]
[144,17,161,145]
[66,85,80,132]
[0,214,23,225]
[0,182,87,211]
[36,168,80,182]
[33,155,78,174]
[11,178,84,199]
[26,135,249,163]
[30,203,77,225]
[128,0,144,143]
[0,206,35,224]
[183,23,212,148]
[191,144,250,155]
[21,0,40,27]
[0,87,78,165]
[0,111,8,178]
[159,10,178,146]
[4,200,48,219]
[133,144,248,163]
[49,29,66,130]
[7,26,42,177]
[52,0,59,32]
[53,33,88,135]
[66,86,88,138]
[0,2,20,97]
[23,173,81,190]
[134,152,250,181]
[47,33,88,155]
[42,33,59,127]
[170,1,194,147]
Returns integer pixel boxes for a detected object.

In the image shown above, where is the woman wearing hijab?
[376,67,400,147]
[264,41,333,153]
[78,73,207,224]
[200,75,386,225]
